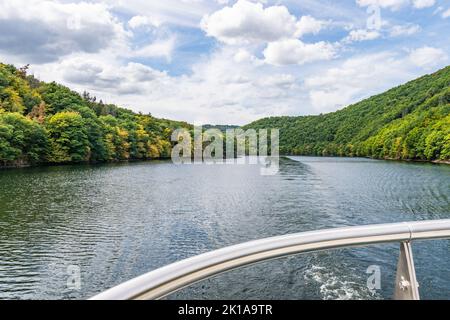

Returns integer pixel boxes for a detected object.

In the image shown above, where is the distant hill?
[202,124,240,132]
[245,66,450,162]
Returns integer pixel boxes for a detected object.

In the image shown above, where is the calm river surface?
[0,157,449,300]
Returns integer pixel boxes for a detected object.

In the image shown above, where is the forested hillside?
[2,62,449,167]
[0,63,191,167]
[245,66,450,162]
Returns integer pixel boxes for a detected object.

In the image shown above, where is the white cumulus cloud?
[304,52,415,112]
[0,0,128,63]
[295,15,329,38]
[128,15,162,29]
[263,39,336,66]
[409,46,448,68]
[201,0,326,44]
[130,36,177,62]
[201,0,297,44]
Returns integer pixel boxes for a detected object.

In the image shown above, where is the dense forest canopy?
[0,63,192,166]
[1,62,449,167]
[245,66,450,162]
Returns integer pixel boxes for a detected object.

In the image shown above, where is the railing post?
[394,242,420,300]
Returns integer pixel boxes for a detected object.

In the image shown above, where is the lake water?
[0,157,449,300]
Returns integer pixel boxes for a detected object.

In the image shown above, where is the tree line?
[2,62,449,167]
[245,66,450,162]
[0,63,192,167]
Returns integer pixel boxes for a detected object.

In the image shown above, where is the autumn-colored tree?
[46,111,90,163]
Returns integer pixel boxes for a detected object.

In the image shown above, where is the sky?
[0,0,449,125]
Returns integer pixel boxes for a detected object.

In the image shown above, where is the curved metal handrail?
[90,219,450,300]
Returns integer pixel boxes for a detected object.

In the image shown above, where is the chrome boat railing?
[90,219,450,300]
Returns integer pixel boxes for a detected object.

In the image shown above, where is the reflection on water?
[0,157,449,299]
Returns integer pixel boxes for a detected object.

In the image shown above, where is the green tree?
[0,112,48,165]
[46,111,90,163]
[39,82,85,114]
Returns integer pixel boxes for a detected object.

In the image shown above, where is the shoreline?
[432,160,450,165]
[1,155,449,170]
[381,157,450,165]
[0,158,172,170]
[285,154,450,165]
